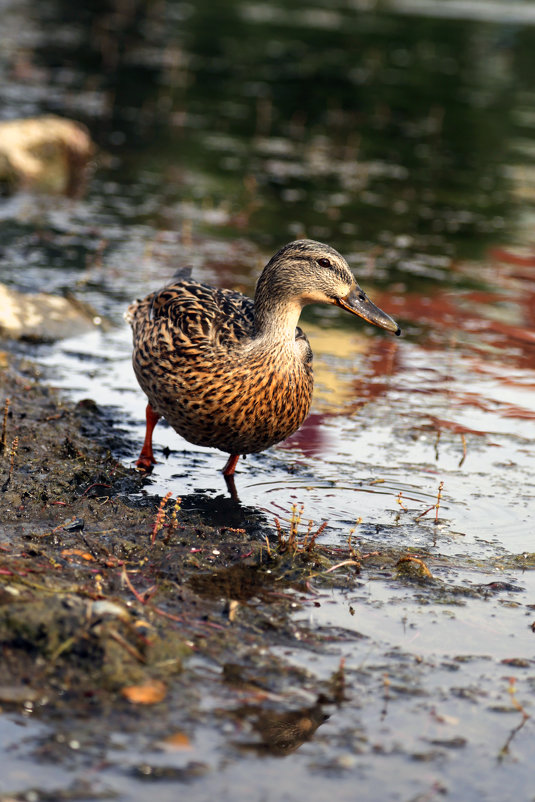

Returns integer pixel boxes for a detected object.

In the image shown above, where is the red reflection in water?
[427,416,491,437]
[281,340,401,456]
[279,245,535,459]
[375,248,535,375]
[351,338,400,403]
[281,412,330,457]
[490,248,535,268]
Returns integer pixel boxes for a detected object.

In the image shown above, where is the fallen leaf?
[61,548,95,561]
[121,680,167,705]
[158,731,192,750]
[228,599,239,622]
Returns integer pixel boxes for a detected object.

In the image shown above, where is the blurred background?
[2,0,535,283]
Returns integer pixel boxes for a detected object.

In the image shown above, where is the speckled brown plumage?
[126,239,400,476]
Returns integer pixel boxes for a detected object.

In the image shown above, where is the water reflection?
[232,700,330,757]
[3,0,532,268]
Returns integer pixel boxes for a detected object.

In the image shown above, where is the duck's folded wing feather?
[131,280,255,349]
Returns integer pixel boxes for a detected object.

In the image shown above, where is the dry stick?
[5,574,80,594]
[0,398,10,456]
[498,677,531,761]
[435,480,444,522]
[459,433,467,467]
[9,436,18,478]
[121,564,187,624]
[306,559,360,580]
[415,480,444,522]
[381,672,391,720]
[397,491,408,511]
[108,628,146,663]
[3,435,19,487]
[121,565,154,604]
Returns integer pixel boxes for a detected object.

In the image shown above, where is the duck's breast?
[130,280,314,454]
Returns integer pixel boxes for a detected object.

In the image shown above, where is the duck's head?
[255,239,400,337]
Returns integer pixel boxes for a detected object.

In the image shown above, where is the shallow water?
[1,0,535,799]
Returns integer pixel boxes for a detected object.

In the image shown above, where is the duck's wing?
[128,278,255,350]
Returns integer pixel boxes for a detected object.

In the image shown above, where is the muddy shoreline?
[0,344,359,777]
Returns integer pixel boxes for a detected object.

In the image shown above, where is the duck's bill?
[336,285,401,336]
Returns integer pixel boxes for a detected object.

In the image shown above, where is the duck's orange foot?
[136,453,157,472]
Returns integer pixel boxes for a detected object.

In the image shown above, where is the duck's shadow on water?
[177,491,270,535]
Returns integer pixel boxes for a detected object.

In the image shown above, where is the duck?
[126,239,400,479]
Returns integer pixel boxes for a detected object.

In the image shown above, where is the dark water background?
[1,1,535,800]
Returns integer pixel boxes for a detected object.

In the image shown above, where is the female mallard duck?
[127,239,400,477]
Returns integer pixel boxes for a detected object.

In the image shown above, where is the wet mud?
[0,347,358,768]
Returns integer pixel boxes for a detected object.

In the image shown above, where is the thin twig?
[459,433,467,467]
[415,480,444,522]
[9,436,18,478]
[0,397,10,456]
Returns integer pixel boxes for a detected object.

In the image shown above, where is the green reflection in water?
[9,0,535,289]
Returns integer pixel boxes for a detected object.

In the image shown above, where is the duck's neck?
[253,292,304,344]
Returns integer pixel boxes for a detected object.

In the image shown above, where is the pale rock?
[0,282,100,341]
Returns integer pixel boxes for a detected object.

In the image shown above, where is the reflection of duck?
[235,702,330,757]
[127,239,400,477]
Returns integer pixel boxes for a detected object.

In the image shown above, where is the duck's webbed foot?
[135,453,157,472]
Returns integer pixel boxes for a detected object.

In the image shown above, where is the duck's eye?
[317,257,332,268]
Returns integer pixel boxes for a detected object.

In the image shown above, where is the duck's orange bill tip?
[336,288,400,336]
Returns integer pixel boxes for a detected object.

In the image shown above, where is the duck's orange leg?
[222,454,240,476]
[136,403,161,471]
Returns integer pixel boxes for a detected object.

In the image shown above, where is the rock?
[0,282,101,341]
[0,115,94,195]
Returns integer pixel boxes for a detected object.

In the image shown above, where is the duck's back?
[128,277,255,351]
[127,277,313,456]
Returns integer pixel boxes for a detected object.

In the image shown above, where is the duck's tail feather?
[172,266,193,281]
